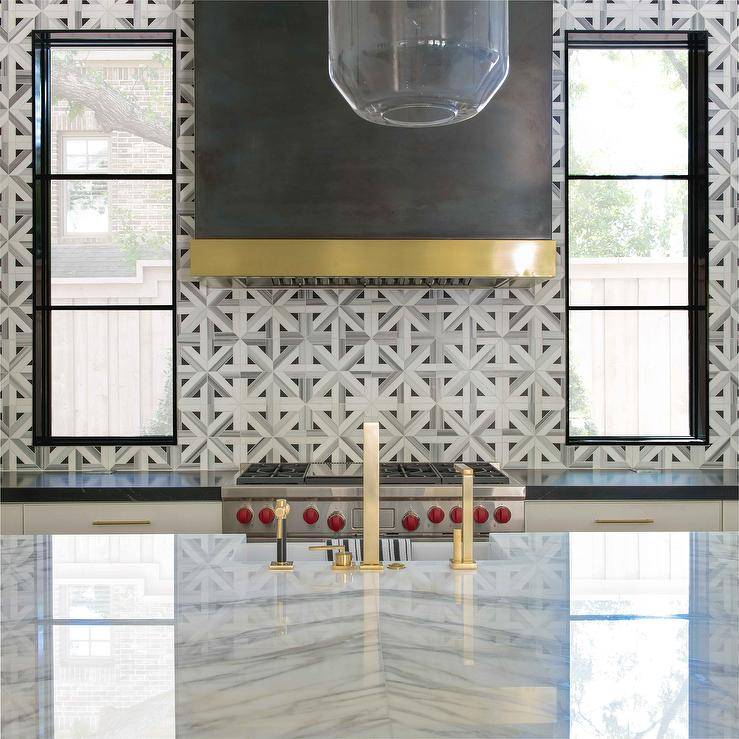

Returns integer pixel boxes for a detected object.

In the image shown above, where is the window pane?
[568,48,688,175]
[569,180,688,306]
[63,179,109,233]
[51,310,173,437]
[51,47,172,174]
[568,310,689,437]
[65,139,87,156]
[63,137,109,172]
[51,179,172,305]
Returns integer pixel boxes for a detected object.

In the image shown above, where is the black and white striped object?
[324,538,412,562]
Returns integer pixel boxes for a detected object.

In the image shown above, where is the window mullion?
[44,173,173,180]
[568,174,690,180]
[46,305,173,312]
[569,305,693,311]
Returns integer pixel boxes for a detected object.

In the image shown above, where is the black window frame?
[32,29,177,446]
[564,30,709,446]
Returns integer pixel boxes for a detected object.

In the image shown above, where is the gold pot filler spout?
[359,421,384,572]
[450,463,478,571]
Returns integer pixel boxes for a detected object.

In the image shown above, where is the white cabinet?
[525,500,722,532]
[723,500,738,531]
[23,502,222,534]
[1,504,24,535]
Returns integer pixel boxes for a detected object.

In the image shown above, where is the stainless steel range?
[222,462,525,537]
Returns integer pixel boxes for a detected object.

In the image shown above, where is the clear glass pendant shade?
[328,0,509,127]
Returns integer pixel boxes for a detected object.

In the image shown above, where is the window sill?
[566,436,709,446]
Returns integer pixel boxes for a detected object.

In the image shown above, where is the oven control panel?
[223,499,524,536]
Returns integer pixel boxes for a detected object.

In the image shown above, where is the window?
[62,136,109,173]
[62,137,110,235]
[33,31,176,444]
[565,32,708,444]
[66,624,112,658]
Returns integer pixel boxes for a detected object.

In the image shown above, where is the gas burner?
[306,462,442,485]
[305,463,363,485]
[236,463,309,485]
[380,463,440,484]
[432,462,509,485]
[234,461,510,487]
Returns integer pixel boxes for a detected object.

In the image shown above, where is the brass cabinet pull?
[92,520,152,526]
[595,518,654,525]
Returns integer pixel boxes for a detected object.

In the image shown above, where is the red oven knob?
[258,507,275,525]
[493,506,512,524]
[450,506,463,524]
[303,506,320,525]
[474,506,490,524]
[236,507,253,525]
[402,512,420,531]
[427,506,445,524]
[327,512,346,532]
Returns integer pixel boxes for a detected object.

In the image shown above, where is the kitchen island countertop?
[2,532,737,737]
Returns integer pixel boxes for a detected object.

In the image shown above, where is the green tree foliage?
[569,179,678,259]
[569,367,598,436]
[568,49,688,260]
[143,351,173,436]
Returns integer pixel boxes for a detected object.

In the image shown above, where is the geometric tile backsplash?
[1,0,736,471]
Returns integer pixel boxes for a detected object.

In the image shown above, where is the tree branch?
[52,68,171,149]
[665,50,688,89]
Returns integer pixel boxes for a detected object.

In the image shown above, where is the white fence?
[50,262,172,437]
[569,259,689,437]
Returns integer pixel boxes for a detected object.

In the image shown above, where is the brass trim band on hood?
[190,238,556,286]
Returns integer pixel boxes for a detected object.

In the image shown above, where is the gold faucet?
[268,498,294,571]
[308,544,355,571]
[359,421,383,571]
[450,463,477,570]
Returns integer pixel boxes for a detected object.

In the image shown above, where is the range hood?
[190,238,556,289]
[193,3,554,290]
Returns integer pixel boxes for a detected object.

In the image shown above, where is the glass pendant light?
[328,0,509,128]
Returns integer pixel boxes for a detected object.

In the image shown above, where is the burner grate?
[235,461,509,486]
[432,462,509,485]
[305,463,363,485]
[236,463,309,485]
[380,463,440,484]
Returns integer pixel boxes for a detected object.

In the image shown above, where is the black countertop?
[0,471,232,502]
[516,469,738,501]
[1,468,736,503]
